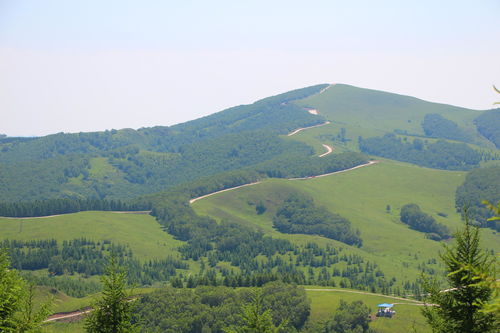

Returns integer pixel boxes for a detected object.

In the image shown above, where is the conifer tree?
[421,214,497,332]
[85,255,137,333]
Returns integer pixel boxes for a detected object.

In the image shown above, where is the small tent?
[376,303,396,318]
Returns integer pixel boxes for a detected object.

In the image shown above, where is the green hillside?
[192,159,499,283]
[297,84,485,141]
[0,211,183,261]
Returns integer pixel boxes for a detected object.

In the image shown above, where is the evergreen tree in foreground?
[224,288,287,333]
[85,255,137,333]
[421,214,498,332]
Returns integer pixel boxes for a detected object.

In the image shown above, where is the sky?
[1,0,499,137]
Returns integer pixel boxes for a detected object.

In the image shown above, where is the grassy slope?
[193,159,499,281]
[290,84,497,154]
[0,211,183,261]
[306,287,430,333]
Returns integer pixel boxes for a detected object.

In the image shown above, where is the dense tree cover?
[324,300,375,333]
[0,85,327,201]
[421,217,497,333]
[151,194,397,294]
[132,282,310,333]
[455,167,500,231]
[256,152,368,179]
[422,113,473,143]
[475,109,500,148]
[400,204,450,240]
[0,198,150,217]
[1,238,188,289]
[0,249,51,332]
[273,193,362,246]
[359,134,482,170]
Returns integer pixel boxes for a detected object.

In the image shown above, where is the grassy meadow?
[193,159,499,282]
[0,211,183,261]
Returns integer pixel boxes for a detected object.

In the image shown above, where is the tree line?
[273,193,362,246]
[0,198,151,218]
[359,133,483,170]
[400,203,450,240]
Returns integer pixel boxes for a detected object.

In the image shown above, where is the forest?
[359,133,482,170]
[475,109,500,148]
[455,166,500,231]
[273,193,362,246]
[421,113,472,142]
[399,204,450,240]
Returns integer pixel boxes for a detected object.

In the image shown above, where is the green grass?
[0,211,183,261]
[295,84,494,149]
[305,286,430,333]
[192,159,500,283]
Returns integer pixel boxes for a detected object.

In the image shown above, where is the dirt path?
[45,308,92,322]
[305,288,423,304]
[318,144,333,157]
[288,160,378,181]
[1,211,152,220]
[287,121,330,137]
[189,182,262,204]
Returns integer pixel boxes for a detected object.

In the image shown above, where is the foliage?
[455,167,500,231]
[400,204,449,240]
[475,109,500,148]
[0,249,23,332]
[2,238,187,292]
[0,198,150,218]
[324,300,374,333]
[0,249,51,333]
[359,134,482,170]
[132,283,306,333]
[225,288,287,333]
[273,193,362,246]
[0,85,327,202]
[85,255,138,333]
[421,113,473,143]
[421,216,497,333]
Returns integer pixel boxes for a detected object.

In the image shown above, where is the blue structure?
[376,303,396,318]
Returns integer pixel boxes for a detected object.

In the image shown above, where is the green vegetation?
[421,217,498,332]
[0,211,184,262]
[85,256,138,333]
[455,166,500,231]
[132,282,309,333]
[0,198,150,218]
[422,113,473,143]
[359,134,482,170]
[475,109,500,148]
[324,300,374,333]
[400,204,449,240]
[0,85,327,202]
[273,193,362,246]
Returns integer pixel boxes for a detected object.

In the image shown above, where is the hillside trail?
[189,182,262,204]
[1,210,152,220]
[304,288,423,304]
[318,144,333,157]
[287,121,331,136]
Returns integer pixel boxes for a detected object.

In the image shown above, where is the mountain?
[2,83,499,204]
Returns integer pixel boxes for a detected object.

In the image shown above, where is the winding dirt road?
[189,182,262,204]
[287,121,330,136]
[318,144,333,157]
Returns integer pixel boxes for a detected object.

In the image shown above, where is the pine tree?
[224,288,287,333]
[0,249,23,332]
[421,215,498,332]
[85,255,137,333]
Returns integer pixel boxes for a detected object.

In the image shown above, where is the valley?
[1,83,499,332]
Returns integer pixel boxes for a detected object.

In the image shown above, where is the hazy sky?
[1,0,499,136]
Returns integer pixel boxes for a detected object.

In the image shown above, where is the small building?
[376,303,396,318]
